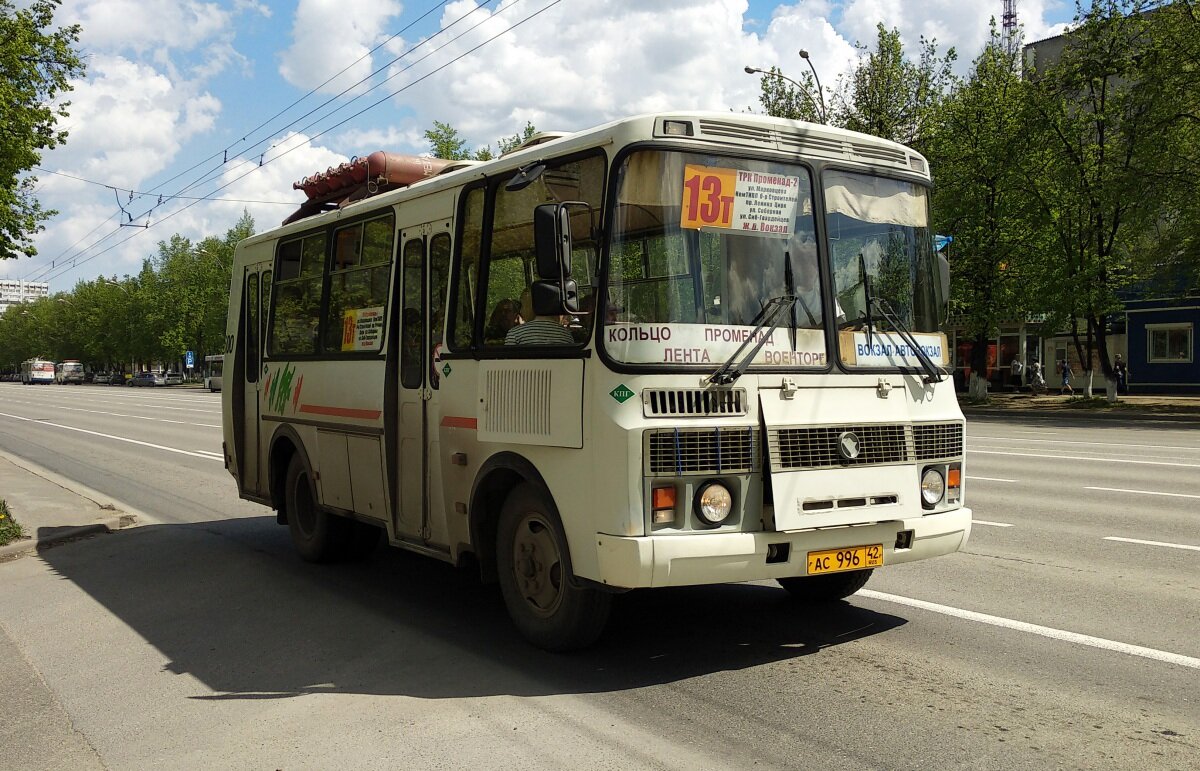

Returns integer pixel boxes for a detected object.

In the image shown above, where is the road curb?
[0,515,136,561]
[961,406,1200,423]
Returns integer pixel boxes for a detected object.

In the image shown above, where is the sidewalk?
[0,451,139,561]
[959,391,1200,421]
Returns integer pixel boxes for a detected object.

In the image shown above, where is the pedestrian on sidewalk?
[1113,354,1128,394]
[1029,359,1046,394]
[1059,359,1074,396]
[1010,356,1024,391]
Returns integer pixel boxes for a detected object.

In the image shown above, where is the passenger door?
[394,225,452,547]
[238,263,271,496]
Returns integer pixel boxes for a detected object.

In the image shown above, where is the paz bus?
[55,359,85,384]
[222,112,971,650]
[21,358,56,385]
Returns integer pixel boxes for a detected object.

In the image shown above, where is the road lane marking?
[1103,537,1200,552]
[1084,486,1200,500]
[0,410,222,462]
[970,436,1200,452]
[972,520,1014,527]
[0,398,220,428]
[967,476,1017,482]
[859,590,1200,670]
[968,449,1200,468]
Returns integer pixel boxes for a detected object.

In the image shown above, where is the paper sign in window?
[341,307,385,352]
[680,164,801,236]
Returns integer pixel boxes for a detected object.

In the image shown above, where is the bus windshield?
[603,150,941,370]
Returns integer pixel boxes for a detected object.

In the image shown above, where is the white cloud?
[63,0,232,53]
[279,0,406,95]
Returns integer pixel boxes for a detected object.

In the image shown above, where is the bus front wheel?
[777,569,873,602]
[496,483,611,651]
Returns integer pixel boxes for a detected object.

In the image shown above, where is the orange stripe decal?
[298,404,382,420]
[440,416,478,429]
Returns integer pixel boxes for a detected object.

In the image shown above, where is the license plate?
[807,544,884,575]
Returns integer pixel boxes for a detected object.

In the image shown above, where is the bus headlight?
[920,468,945,508]
[694,482,733,527]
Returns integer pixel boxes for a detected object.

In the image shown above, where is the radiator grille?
[645,427,759,476]
[768,424,913,471]
[913,422,964,460]
[643,388,747,417]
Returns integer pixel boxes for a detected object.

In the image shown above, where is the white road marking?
[859,590,1200,670]
[1,397,220,428]
[969,449,1200,469]
[970,436,1200,452]
[1084,486,1200,500]
[193,450,224,459]
[0,410,222,462]
[967,476,1017,482]
[1103,537,1200,552]
[972,520,1014,527]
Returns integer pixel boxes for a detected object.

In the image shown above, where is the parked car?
[164,371,184,386]
[111,373,129,386]
[130,371,166,387]
[93,372,111,384]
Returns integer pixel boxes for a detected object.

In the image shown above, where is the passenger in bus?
[485,298,523,343]
[505,288,574,346]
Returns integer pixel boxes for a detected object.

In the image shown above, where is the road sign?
[185,350,195,369]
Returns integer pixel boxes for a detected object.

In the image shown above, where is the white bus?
[55,359,85,384]
[222,112,971,650]
[21,358,56,385]
[204,354,224,392]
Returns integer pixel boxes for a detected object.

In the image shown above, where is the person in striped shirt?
[505,289,574,346]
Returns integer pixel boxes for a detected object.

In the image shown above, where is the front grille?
[643,388,747,417]
[913,422,964,461]
[645,427,759,476]
[768,424,913,471]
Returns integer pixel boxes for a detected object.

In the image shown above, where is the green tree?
[840,24,957,148]
[1024,0,1169,393]
[425,120,539,160]
[0,0,86,260]
[927,23,1042,398]
[753,66,826,123]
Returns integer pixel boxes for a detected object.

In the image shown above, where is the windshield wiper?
[870,297,946,384]
[706,295,796,385]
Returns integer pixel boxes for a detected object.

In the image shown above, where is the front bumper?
[594,508,971,589]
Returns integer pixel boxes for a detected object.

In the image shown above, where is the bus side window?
[270,232,325,355]
[246,272,259,382]
[451,186,484,350]
[430,233,451,388]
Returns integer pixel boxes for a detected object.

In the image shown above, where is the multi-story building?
[0,279,49,315]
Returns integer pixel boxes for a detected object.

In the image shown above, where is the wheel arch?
[268,423,315,524]
[466,451,554,584]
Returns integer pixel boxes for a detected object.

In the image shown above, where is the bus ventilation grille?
[695,118,909,169]
[643,388,747,417]
[644,427,759,476]
[912,422,964,461]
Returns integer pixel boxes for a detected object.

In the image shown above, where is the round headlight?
[921,468,945,506]
[694,482,733,526]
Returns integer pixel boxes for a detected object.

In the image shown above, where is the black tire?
[496,483,611,651]
[778,569,873,602]
[284,453,353,562]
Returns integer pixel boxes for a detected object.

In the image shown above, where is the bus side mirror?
[534,203,571,280]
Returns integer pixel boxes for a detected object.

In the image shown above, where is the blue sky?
[11,0,1075,291]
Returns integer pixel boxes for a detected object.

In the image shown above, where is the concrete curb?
[961,406,1200,424]
[0,449,153,560]
[0,515,136,560]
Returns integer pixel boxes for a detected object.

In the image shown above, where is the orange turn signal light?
[652,486,676,511]
[947,468,961,488]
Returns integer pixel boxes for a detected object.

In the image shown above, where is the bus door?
[239,263,271,496]
[395,225,453,547]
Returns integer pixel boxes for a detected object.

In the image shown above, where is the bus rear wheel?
[496,483,611,651]
[777,569,873,602]
[284,454,354,562]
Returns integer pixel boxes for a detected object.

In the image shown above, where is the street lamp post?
[797,50,829,125]
[744,54,828,125]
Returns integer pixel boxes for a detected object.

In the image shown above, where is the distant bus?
[204,354,223,392]
[55,359,85,384]
[21,358,56,385]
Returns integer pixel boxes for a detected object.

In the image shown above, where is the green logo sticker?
[442,363,451,377]
[610,384,635,404]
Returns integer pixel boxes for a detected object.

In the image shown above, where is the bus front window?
[605,150,828,369]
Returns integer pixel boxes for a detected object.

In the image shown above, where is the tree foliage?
[425,120,538,160]
[753,66,825,123]
[0,213,254,373]
[840,24,957,148]
[0,0,86,260]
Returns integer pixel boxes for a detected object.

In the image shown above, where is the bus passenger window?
[324,214,394,354]
[270,232,325,356]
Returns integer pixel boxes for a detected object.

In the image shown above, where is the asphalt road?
[0,382,1197,770]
